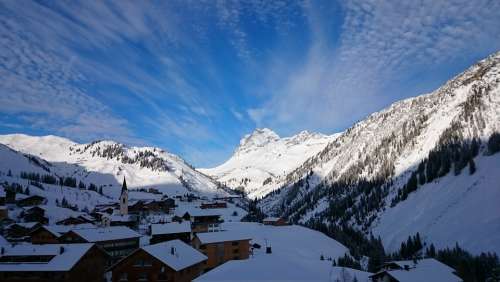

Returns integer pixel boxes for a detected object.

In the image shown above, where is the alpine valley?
[204,51,500,256]
[1,51,499,261]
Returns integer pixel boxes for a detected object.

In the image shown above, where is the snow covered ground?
[373,153,500,255]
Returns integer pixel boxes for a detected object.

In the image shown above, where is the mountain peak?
[237,128,280,151]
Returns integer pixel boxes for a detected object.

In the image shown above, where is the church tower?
[119,177,128,216]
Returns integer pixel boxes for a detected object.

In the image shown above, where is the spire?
[121,177,127,193]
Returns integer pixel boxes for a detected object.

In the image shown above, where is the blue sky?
[0,1,499,167]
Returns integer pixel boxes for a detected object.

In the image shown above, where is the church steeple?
[121,177,127,194]
[119,177,128,216]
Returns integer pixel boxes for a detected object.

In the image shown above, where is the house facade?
[192,232,251,271]
[59,226,140,262]
[109,240,206,282]
[0,243,109,282]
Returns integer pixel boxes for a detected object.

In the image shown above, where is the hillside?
[200,128,337,199]
[0,134,231,203]
[256,51,500,254]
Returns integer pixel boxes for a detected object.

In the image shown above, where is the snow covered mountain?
[258,51,500,254]
[199,128,338,199]
[0,134,230,201]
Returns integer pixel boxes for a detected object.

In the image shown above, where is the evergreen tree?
[469,159,476,175]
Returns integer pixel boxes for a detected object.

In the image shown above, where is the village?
[0,178,463,282]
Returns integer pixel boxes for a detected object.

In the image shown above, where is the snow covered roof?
[11,222,40,229]
[151,222,191,235]
[36,224,96,238]
[373,258,462,282]
[196,231,251,244]
[194,253,371,282]
[263,217,282,222]
[140,240,207,271]
[181,209,222,217]
[0,235,8,246]
[0,243,96,272]
[70,226,140,242]
[110,214,134,222]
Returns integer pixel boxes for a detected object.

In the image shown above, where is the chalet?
[5,222,42,241]
[263,217,287,226]
[109,214,137,228]
[150,221,191,244]
[21,206,49,224]
[0,189,7,220]
[192,231,251,271]
[16,195,46,207]
[108,240,207,282]
[0,243,109,282]
[59,226,141,262]
[182,210,222,233]
[129,199,175,215]
[369,258,463,282]
[56,215,94,226]
[30,224,95,244]
[200,201,227,209]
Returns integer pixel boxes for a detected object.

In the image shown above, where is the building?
[262,217,287,226]
[192,231,251,271]
[150,221,191,244]
[119,177,128,216]
[59,226,140,262]
[109,214,137,228]
[0,243,109,282]
[200,201,227,209]
[129,199,175,216]
[30,224,95,244]
[5,222,42,241]
[56,215,94,226]
[108,239,207,282]
[16,195,46,207]
[21,206,49,224]
[182,210,222,233]
[0,188,7,220]
[369,258,463,282]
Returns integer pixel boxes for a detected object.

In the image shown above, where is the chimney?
[170,247,175,255]
[1,247,4,255]
[59,246,65,254]
[266,246,272,254]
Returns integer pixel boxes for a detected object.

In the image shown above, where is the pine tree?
[469,159,476,175]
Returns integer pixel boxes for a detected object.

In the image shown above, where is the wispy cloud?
[248,0,500,134]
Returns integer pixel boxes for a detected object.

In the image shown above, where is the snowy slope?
[259,51,500,254]
[373,152,500,254]
[0,134,229,198]
[200,128,338,199]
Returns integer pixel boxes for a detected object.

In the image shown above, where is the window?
[233,249,239,254]
[138,273,148,281]
[133,259,144,267]
[119,273,128,281]
[231,241,239,246]
[200,245,206,250]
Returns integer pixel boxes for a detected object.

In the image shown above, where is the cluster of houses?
[0,179,262,282]
[0,179,463,282]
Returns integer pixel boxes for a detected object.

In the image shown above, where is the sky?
[1,0,500,167]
